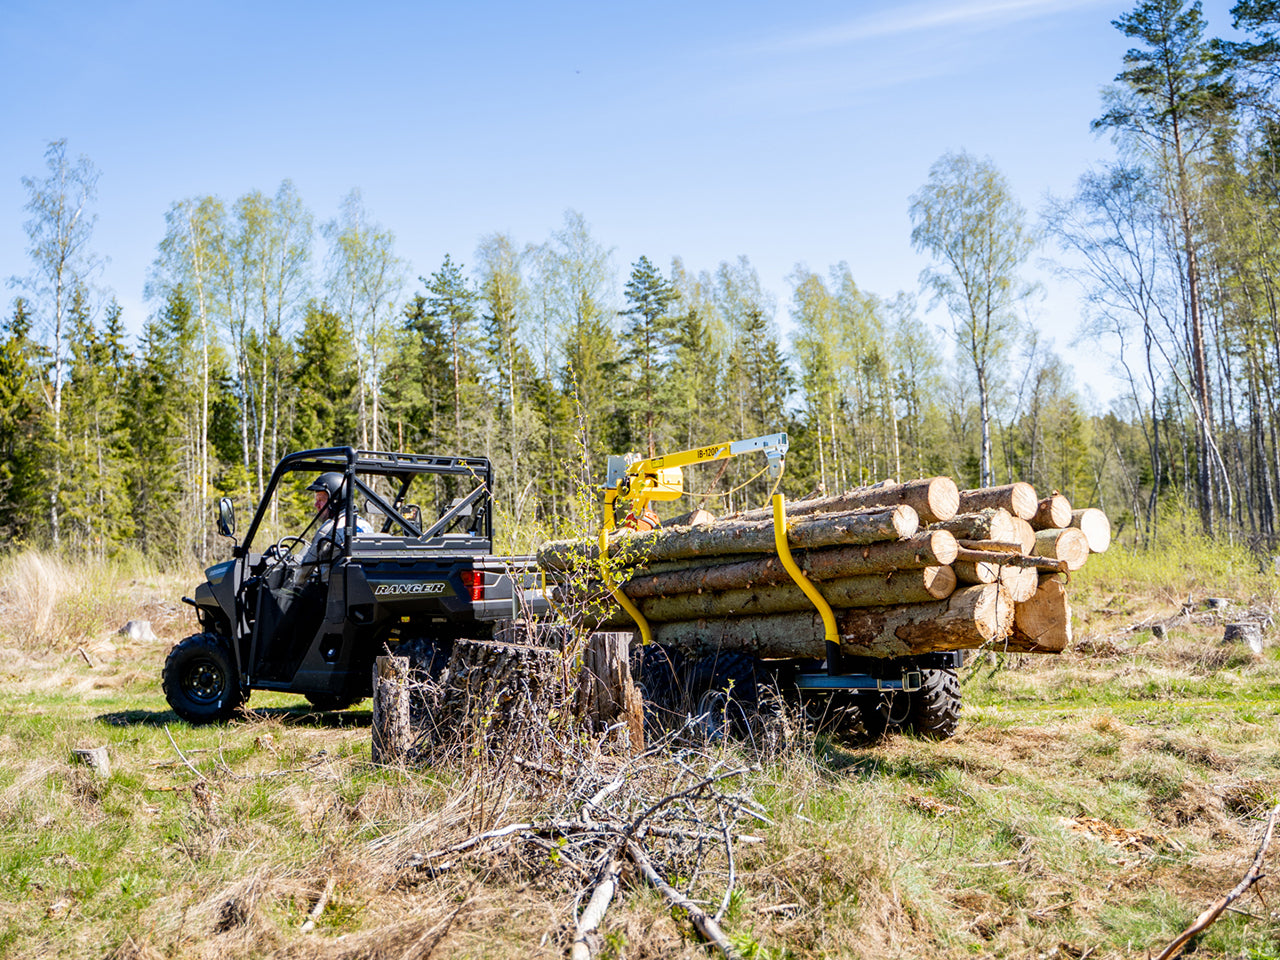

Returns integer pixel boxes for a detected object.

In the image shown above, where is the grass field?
[0,542,1277,959]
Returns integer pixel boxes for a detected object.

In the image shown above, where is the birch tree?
[16,140,101,545]
[323,190,405,450]
[910,151,1037,487]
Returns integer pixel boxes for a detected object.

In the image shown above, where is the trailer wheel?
[684,652,762,742]
[163,633,246,724]
[629,643,683,733]
[904,667,961,740]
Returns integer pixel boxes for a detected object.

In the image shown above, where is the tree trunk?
[1011,517,1037,555]
[730,476,960,525]
[953,560,999,584]
[929,508,1018,543]
[1000,564,1040,603]
[619,566,956,624]
[1010,577,1072,652]
[957,482,1039,520]
[1031,494,1073,530]
[1031,528,1090,571]
[650,583,1016,660]
[616,531,959,599]
[537,505,919,570]
[1070,508,1112,553]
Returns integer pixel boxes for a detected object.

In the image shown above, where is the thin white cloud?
[756,0,1110,54]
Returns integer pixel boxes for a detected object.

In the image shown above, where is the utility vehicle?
[163,447,546,723]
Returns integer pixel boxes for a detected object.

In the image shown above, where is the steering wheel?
[266,535,307,564]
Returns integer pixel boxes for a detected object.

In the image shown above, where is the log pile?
[535,479,1110,662]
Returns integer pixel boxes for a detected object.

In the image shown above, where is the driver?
[301,472,370,564]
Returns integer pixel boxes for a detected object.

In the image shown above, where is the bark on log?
[957,482,1039,520]
[953,559,1000,584]
[957,539,1023,552]
[1031,494,1073,530]
[1010,577,1072,652]
[617,531,959,599]
[730,476,960,525]
[650,583,1018,659]
[930,508,1018,543]
[631,566,956,623]
[537,505,919,570]
[1070,508,1112,553]
[1000,564,1041,603]
[1011,517,1037,554]
[372,655,410,765]
[1032,527,1091,571]
[953,547,1067,572]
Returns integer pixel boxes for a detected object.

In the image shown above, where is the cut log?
[617,531,959,599]
[957,539,1023,553]
[1032,527,1091,571]
[931,508,1018,543]
[630,566,956,623]
[953,559,999,584]
[1010,577,1072,652]
[1011,517,1037,554]
[731,476,960,525]
[537,505,919,570]
[651,584,1017,659]
[953,547,1067,572]
[999,564,1041,603]
[1031,494,1073,530]
[957,482,1039,520]
[1070,508,1112,553]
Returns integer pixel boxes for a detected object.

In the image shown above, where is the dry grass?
[0,547,1278,959]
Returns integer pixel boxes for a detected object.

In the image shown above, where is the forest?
[5,0,1280,562]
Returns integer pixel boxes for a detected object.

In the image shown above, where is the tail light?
[460,570,485,602]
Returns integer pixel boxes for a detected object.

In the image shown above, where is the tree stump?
[71,746,110,777]
[433,638,565,750]
[1223,622,1264,656]
[575,631,644,753]
[372,655,410,765]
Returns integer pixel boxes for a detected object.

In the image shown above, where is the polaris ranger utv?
[164,447,547,723]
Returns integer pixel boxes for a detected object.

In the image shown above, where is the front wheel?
[163,633,246,724]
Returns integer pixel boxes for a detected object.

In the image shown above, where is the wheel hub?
[184,660,225,703]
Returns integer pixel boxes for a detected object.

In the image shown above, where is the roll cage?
[234,446,494,560]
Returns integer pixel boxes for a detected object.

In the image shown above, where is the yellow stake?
[771,493,837,646]
[598,527,653,646]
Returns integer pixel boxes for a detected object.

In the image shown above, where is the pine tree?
[423,255,480,450]
[0,299,46,543]
[619,256,680,456]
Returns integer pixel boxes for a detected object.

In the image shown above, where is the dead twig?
[299,875,335,933]
[1152,802,1280,960]
[163,725,209,783]
[626,839,742,959]
[570,850,623,960]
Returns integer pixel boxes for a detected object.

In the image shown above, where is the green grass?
[0,545,1279,958]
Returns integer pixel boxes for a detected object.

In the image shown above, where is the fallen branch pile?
[380,676,774,960]
[537,478,1111,661]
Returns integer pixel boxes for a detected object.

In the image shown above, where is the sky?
[0,0,1251,409]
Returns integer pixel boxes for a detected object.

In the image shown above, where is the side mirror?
[216,497,236,539]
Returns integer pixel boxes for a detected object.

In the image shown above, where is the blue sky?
[0,0,1248,405]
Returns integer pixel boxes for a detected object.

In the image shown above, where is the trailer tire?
[163,633,245,724]
[904,667,961,740]
[630,643,683,732]
[684,652,761,742]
